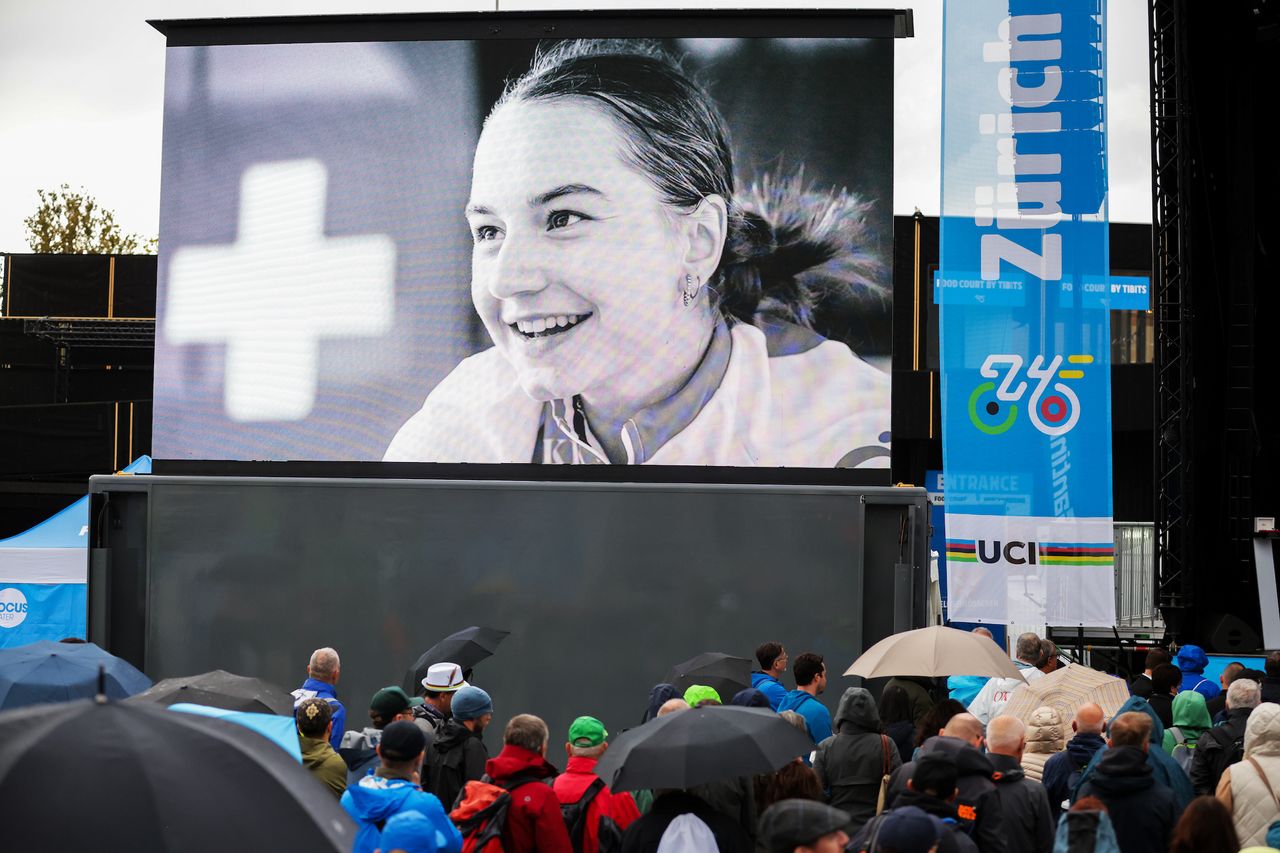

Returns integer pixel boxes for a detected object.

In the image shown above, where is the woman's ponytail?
[713,172,887,331]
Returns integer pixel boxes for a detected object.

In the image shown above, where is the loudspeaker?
[1208,612,1263,654]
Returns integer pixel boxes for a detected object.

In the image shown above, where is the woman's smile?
[508,312,593,339]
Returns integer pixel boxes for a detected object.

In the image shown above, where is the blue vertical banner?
[938,1,1115,626]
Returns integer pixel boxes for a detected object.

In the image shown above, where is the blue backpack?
[1053,809,1120,853]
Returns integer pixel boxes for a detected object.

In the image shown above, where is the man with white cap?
[415,662,468,738]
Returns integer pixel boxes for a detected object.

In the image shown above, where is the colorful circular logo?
[968,382,1018,435]
[0,587,29,628]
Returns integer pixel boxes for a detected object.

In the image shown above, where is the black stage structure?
[1149,0,1278,647]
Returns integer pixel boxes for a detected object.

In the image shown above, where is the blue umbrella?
[0,640,151,709]
[168,702,303,763]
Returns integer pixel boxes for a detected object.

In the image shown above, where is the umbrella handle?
[96,664,107,704]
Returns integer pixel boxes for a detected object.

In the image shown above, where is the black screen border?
[151,8,909,487]
[150,9,914,46]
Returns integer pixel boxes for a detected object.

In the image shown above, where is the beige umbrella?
[1002,662,1131,724]
[844,626,1026,680]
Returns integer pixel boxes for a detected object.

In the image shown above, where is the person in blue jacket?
[291,646,347,750]
[778,652,833,746]
[1175,644,1221,701]
[341,721,462,853]
[1070,695,1195,815]
[750,642,789,711]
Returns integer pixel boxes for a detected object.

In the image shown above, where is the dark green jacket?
[300,734,348,798]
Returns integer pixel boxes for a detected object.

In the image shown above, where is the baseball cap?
[758,800,850,853]
[379,720,426,762]
[370,686,419,719]
[422,662,468,693]
[682,684,721,707]
[451,686,493,722]
[568,716,608,747]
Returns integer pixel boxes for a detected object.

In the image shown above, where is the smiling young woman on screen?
[384,39,890,468]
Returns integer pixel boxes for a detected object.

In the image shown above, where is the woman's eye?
[473,225,502,243]
[547,211,586,231]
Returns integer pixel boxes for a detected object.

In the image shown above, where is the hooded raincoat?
[1218,701,1280,846]
[1075,745,1179,853]
[813,687,902,832]
[1073,695,1195,813]
[1175,644,1220,700]
[340,768,463,853]
[1162,690,1212,755]
[484,743,573,853]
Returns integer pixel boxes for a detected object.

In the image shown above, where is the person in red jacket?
[553,716,641,853]
[485,714,574,853]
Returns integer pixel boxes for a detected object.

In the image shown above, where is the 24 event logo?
[967,354,1090,437]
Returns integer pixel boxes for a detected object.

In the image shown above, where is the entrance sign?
[938,1,1115,626]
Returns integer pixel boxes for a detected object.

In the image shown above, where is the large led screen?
[155,22,894,469]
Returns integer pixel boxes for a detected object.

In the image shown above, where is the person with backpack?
[812,686,901,834]
[454,713,572,853]
[341,686,422,786]
[1162,690,1211,773]
[552,716,640,853]
[851,754,978,853]
[340,721,463,853]
[1074,712,1180,853]
[426,686,494,812]
[1052,797,1121,853]
[1215,702,1280,846]
[777,653,833,747]
[1042,703,1106,813]
[1072,695,1195,813]
[1192,677,1261,795]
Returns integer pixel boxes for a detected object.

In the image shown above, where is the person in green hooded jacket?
[1163,689,1212,756]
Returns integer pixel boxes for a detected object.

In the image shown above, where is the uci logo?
[968,354,1089,437]
[976,540,1038,565]
[0,587,29,628]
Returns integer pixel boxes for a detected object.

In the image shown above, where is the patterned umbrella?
[1002,662,1132,723]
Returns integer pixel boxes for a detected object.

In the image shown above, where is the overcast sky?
[0,0,1151,253]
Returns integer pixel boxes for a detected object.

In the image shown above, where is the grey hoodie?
[813,687,902,832]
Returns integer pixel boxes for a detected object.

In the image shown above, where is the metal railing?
[1115,522,1163,629]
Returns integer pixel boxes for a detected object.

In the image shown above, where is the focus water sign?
[0,588,29,629]
[937,0,1115,627]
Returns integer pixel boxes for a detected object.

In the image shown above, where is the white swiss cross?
[165,159,396,421]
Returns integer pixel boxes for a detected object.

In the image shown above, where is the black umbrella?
[664,652,753,703]
[404,626,510,692]
[592,705,813,791]
[127,669,296,715]
[0,697,354,851]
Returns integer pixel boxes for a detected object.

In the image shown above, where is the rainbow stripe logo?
[945,539,1113,566]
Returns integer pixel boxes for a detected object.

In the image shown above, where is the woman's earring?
[683,274,701,307]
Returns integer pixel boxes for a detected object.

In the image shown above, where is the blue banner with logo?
[938,1,1115,626]
[0,583,87,648]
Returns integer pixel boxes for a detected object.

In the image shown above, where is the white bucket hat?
[421,662,468,693]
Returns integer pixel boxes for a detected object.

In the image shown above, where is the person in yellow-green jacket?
[296,697,348,798]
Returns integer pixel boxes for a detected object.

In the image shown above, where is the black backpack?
[560,778,623,853]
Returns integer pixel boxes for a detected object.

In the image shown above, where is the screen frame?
[150,9,915,47]
[150,8,912,486]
